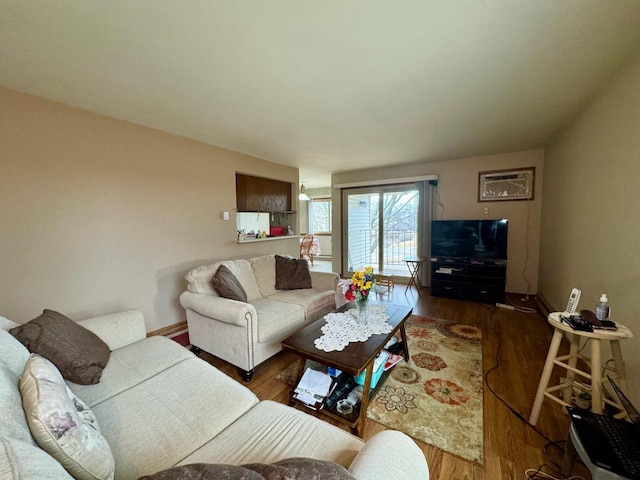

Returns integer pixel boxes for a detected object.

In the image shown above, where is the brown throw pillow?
[244,458,357,479]
[212,265,248,302]
[275,255,312,290]
[137,459,356,480]
[10,309,110,385]
[138,463,263,480]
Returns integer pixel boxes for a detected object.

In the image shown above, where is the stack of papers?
[294,369,333,409]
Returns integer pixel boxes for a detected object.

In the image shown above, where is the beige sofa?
[0,309,430,480]
[180,255,344,381]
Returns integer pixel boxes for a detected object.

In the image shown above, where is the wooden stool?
[375,272,394,295]
[529,312,633,426]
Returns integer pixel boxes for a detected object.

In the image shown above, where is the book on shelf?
[292,392,324,410]
[383,351,403,371]
[293,368,333,408]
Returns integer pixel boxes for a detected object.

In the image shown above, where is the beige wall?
[331,150,544,294]
[539,54,640,400]
[0,87,299,331]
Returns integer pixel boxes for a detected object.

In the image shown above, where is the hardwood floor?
[197,287,590,480]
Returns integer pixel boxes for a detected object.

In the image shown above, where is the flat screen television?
[431,219,508,260]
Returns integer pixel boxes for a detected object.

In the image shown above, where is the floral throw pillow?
[20,354,115,480]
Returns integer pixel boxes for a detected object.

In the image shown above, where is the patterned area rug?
[277,315,483,463]
[367,315,483,463]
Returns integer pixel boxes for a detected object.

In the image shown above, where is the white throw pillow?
[250,255,278,298]
[20,354,115,480]
[223,259,262,302]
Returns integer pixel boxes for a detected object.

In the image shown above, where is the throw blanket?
[138,458,356,480]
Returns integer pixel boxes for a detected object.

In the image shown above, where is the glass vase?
[355,298,369,324]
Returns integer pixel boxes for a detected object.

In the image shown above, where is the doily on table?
[314,304,392,352]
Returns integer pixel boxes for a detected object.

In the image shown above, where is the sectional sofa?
[0,309,430,480]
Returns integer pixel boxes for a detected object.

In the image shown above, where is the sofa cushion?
[1,315,20,331]
[77,310,147,351]
[10,309,111,385]
[0,364,33,444]
[185,262,222,296]
[0,436,74,480]
[251,298,305,343]
[20,354,115,480]
[250,255,278,298]
[92,357,258,480]
[68,336,194,408]
[267,289,336,321]
[0,329,30,379]
[223,260,262,302]
[180,400,364,468]
[275,256,312,290]
[212,265,248,302]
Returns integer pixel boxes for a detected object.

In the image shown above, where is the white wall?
[0,87,299,331]
[332,150,544,294]
[539,54,640,400]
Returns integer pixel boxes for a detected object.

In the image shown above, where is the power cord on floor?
[525,463,586,480]
[485,307,573,466]
[504,293,538,314]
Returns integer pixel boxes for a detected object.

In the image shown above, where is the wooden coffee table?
[281,300,412,437]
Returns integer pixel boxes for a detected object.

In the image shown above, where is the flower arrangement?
[341,266,375,302]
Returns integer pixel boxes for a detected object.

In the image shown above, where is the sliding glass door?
[343,184,422,278]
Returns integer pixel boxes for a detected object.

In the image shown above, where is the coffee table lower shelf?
[281,300,413,438]
[288,368,393,436]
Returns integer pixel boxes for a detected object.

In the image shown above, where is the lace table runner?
[314,304,392,352]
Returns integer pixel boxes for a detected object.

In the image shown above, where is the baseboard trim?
[534,293,555,319]
[147,320,187,337]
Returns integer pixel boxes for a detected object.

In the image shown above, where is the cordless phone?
[560,288,592,331]
[565,288,581,314]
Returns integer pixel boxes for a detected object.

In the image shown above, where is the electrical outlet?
[222,211,230,221]
[483,207,489,215]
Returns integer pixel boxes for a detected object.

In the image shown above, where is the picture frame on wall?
[478,167,535,202]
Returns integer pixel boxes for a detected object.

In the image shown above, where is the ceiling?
[2,1,640,188]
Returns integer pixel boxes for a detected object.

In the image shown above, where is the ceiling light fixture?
[299,184,310,201]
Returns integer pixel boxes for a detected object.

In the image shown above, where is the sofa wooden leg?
[242,369,254,382]
[190,345,201,356]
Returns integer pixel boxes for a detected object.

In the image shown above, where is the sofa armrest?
[349,431,429,480]
[77,309,147,351]
[309,271,339,292]
[180,291,256,327]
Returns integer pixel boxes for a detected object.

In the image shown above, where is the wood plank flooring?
[197,287,590,480]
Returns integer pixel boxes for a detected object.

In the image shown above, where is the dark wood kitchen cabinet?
[236,173,293,213]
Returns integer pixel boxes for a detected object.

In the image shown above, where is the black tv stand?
[430,257,506,304]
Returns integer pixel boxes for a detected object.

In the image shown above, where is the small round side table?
[529,312,633,426]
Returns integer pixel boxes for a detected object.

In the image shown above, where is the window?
[342,184,422,276]
[310,198,332,233]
